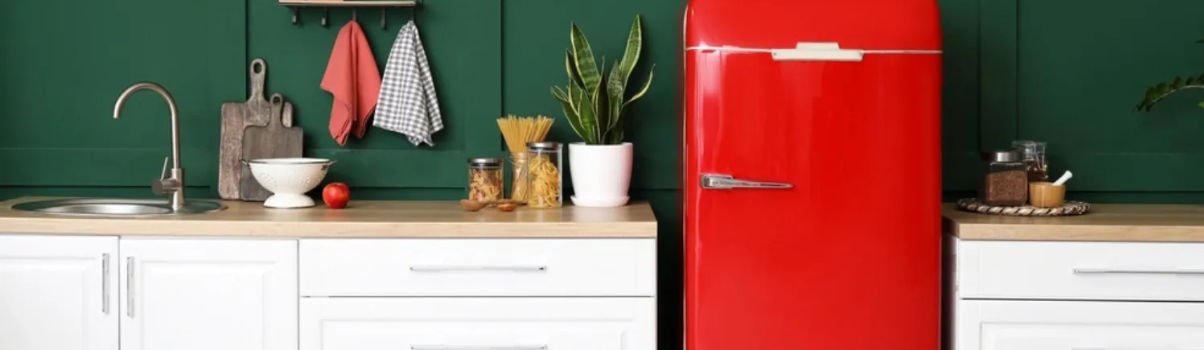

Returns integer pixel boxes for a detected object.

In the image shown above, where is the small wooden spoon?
[460,199,487,212]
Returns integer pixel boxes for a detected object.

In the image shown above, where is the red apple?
[322,182,350,209]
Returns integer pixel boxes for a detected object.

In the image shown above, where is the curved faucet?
[113,82,185,211]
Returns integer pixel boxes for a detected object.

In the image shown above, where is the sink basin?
[12,198,225,216]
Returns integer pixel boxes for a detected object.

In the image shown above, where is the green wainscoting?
[946,0,1204,198]
[4,0,1204,349]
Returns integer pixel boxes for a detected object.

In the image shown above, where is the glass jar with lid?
[525,142,563,208]
[1011,140,1048,181]
[980,150,1028,206]
[467,157,503,203]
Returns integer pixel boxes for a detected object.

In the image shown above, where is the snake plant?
[551,15,655,145]
[1136,39,1204,111]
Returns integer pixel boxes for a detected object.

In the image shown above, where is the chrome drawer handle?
[409,265,548,272]
[1073,267,1204,275]
[701,174,792,190]
[412,346,547,350]
[126,257,135,318]
[101,253,110,314]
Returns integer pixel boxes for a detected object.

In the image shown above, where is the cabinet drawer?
[957,241,1204,301]
[300,239,656,296]
[300,298,655,350]
[957,300,1204,350]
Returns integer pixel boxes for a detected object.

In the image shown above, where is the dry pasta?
[527,154,561,208]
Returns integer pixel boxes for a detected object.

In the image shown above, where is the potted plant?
[551,15,654,207]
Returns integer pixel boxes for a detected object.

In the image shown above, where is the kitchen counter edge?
[944,203,1204,242]
[0,197,658,238]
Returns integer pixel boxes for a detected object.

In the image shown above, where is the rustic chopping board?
[240,93,304,201]
[218,59,273,200]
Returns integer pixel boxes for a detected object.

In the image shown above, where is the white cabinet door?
[0,235,118,350]
[301,297,655,350]
[957,300,1204,350]
[120,239,297,350]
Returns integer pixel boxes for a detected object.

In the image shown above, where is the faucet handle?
[151,156,176,195]
[158,156,169,180]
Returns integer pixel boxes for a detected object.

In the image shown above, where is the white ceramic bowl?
[245,158,334,208]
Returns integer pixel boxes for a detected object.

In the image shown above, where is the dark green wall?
[0,0,684,348]
[4,0,1204,348]
[940,0,1204,203]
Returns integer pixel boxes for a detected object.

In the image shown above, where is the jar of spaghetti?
[467,157,503,203]
[525,142,562,208]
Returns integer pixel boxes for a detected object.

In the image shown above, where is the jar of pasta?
[525,142,562,208]
[467,157,503,203]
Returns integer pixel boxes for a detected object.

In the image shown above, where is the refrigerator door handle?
[701,174,792,190]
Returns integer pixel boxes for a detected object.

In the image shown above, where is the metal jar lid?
[526,141,561,151]
[988,150,1020,163]
[467,157,501,168]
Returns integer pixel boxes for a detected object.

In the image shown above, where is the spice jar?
[525,142,562,208]
[467,157,503,203]
[1012,140,1048,181]
[981,151,1028,206]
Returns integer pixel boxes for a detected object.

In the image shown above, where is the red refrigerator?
[683,0,943,349]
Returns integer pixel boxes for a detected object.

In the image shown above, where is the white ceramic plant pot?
[568,142,633,207]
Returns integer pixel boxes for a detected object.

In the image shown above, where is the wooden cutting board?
[218,59,273,200]
[240,94,304,201]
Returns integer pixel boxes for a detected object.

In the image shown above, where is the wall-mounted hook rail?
[281,0,420,28]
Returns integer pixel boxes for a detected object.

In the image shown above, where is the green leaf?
[605,62,626,141]
[570,23,602,97]
[1135,74,1204,112]
[565,51,583,88]
[623,67,656,108]
[1198,101,1204,109]
[570,82,599,144]
[553,86,590,143]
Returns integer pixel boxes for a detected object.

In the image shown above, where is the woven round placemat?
[956,198,1091,216]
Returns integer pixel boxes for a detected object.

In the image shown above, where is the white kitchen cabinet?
[301,297,655,350]
[120,239,297,350]
[952,239,1204,350]
[0,235,118,350]
[958,300,1204,350]
[958,241,1204,301]
[301,238,657,297]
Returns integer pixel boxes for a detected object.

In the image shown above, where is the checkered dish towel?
[373,20,443,146]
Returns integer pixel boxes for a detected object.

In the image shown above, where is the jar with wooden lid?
[467,157,503,203]
[525,142,562,208]
[980,151,1028,206]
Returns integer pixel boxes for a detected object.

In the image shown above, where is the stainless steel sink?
[12,198,225,216]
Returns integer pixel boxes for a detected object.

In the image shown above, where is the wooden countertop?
[945,203,1204,242]
[0,197,657,238]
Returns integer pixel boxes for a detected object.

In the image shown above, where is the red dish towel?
[321,21,381,146]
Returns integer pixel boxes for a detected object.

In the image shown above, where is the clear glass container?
[467,157,503,203]
[981,151,1028,206]
[1012,140,1048,181]
[509,152,530,203]
[525,142,562,208]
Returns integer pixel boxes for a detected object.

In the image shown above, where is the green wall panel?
[248,0,502,189]
[1016,0,1204,192]
[0,0,245,189]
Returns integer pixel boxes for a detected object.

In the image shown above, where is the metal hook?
[291,7,300,25]
[321,7,329,27]
[381,8,388,30]
[352,8,358,21]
